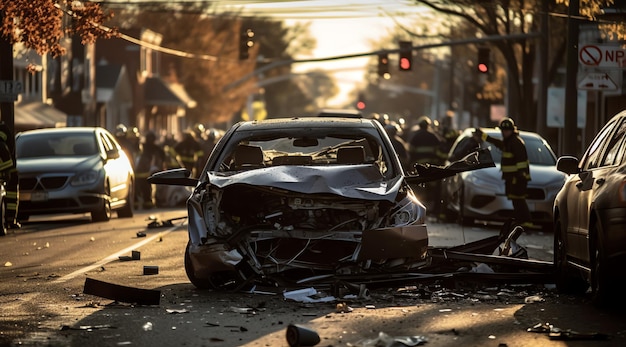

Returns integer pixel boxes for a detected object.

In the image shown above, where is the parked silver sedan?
[442,128,566,229]
[15,127,135,222]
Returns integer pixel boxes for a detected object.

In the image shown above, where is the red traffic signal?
[356,93,366,110]
[398,41,412,71]
[477,48,490,73]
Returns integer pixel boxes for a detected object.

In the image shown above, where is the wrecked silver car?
[149,117,493,289]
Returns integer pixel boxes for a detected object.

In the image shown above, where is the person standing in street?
[408,116,447,214]
[135,131,165,209]
[473,117,534,228]
[0,122,19,233]
[175,130,204,178]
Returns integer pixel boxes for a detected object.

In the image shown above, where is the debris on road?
[146,216,187,228]
[143,265,159,275]
[350,331,427,347]
[286,324,321,347]
[82,278,161,305]
[527,322,610,341]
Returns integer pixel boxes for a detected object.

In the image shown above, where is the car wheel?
[184,242,212,289]
[553,217,588,294]
[0,199,6,237]
[117,179,134,218]
[92,182,112,222]
[184,241,244,290]
[591,222,610,306]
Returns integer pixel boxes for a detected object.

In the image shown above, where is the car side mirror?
[148,168,198,186]
[106,149,120,160]
[405,148,495,184]
[556,156,580,175]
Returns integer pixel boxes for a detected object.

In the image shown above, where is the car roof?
[18,127,102,136]
[234,117,378,131]
[460,127,545,140]
[317,109,363,118]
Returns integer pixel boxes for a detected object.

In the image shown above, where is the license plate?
[31,191,49,202]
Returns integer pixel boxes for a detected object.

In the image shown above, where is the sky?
[212,0,431,107]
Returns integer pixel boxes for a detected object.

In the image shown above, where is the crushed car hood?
[208,165,404,202]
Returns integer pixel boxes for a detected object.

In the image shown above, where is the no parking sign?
[579,44,626,68]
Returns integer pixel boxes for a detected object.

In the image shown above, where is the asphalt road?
[1,209,625,347]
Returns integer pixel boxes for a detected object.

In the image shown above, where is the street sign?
[0,80,23,95]
[579,44,626,68]
[0,80,23,102]
[577,72,618,91]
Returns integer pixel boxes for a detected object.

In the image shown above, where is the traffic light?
[239,28,254,60]
[356,93,366,110]
[477,47,490,73]
[377,53,390,78]
[398,41,413,71]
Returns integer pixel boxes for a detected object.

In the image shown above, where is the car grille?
[19,176,70,191]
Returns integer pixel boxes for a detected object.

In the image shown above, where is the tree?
[111,4,324,124]
[410,0,616,132]
[0,0,117,57]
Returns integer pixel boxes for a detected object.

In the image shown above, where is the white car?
[442,128,566,229]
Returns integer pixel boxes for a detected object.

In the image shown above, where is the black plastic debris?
[83,277,161,305]
[147,216,187,228]
[286,324,321,347]
[527,322,610,341]
[143,266,159,275]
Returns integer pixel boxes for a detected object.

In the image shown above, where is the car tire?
[184,241,245,290]
[184,241,213,290]
[590,222,610,306]
[0,199,6,237]
[553,218,588,294]
[92,182,112,222]
[117,179,134,218]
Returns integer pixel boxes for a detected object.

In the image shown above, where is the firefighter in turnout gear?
[174,130,204,178]
[408,116,447,214]
[135,131,165,209]
[473,118,533,228]
[0,122,19,234]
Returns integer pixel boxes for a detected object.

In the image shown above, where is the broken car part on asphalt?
[82,278,161,305]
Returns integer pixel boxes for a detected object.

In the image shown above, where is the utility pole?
[563,0,580,156]
[536,0,549,137]
[0,10,15,142]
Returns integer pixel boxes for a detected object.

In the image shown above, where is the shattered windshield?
[214,129,394,176]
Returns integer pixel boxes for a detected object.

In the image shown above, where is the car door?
[100,131,128,201]
[568,118,623,261]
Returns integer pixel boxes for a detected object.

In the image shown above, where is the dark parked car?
[553,110,626,304]
[15,127,135,222]
[442,128,566,229]
[149,117,493,290]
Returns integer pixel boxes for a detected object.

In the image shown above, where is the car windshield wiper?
[314,139,364,157]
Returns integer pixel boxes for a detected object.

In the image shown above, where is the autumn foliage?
[0,0,118,56]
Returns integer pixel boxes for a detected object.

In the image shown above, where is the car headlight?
[71,170,100,186]
[388,192,425,226]
[465,173,500,190]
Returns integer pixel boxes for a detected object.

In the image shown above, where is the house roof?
[15,101,67,130]
[144,77,196,108]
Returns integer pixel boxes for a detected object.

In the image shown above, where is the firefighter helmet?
[498,117,515,131]
[417,116,431,128]
[115,124,128,138]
